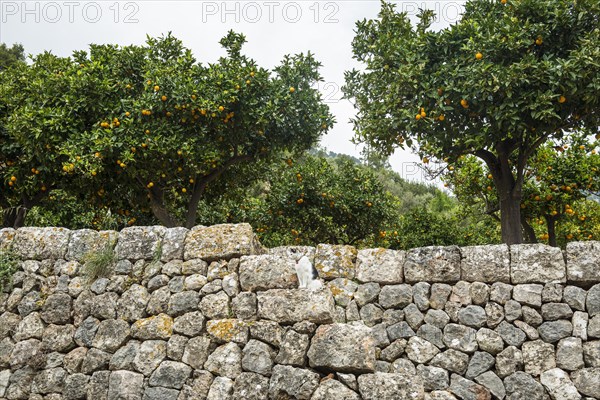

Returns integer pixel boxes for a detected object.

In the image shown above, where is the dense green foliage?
[0,250,20,292]
[0,32,333,228]
[0,43,25,70]
[344,0,600,244]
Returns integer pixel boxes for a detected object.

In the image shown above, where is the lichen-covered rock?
[184,224,263,261]
[538,320,573,343]
[465,352,495,379]
[13,312,44,341]
[199,291,230,319]
[406,336,441,363]
[274,330,309,366]
[207,376,234,400]
[13,227,70,260]
[540,368,581,400]
[161,227,188,262]
[66,229,117,261]
[207,319,248,343]
[556,337,584,371]
[357,372,424,400]
[461,245,510,283]
[587,284,600,318]
[571,367,600,397]
[458,305,487,328]
[205,342,242,379]
[510,244,566,284]
[417,365,449,391]
[242,339,276,376]
[232,372,269,400]
[92,319,130,352]
[133,340,166,376]
[257,288,335,324]
[443,324,478,353]
[42,324,76,352]
[513,284,543,307]
[314,244,357,280]
[379,284,412,309]
[504,371,547,400]
[64,372,89,400]
[30,367,67,394]
[307,323,376,373]
[522,340,556,376]
[356,248,404,284]
[117,285,149,322]
[495,346,523,378]
[115,226,166,260]
[268,365,320,400]
[110,340,139,371]
[404,246,461,283]
[143,386,180,400]
[0,228,15,251]
[108,370,144,399]
[173,311,205,337]
[566,241,600,283]
[239,254,298,292]
[448,374,491,400]
[131,313,173,340]
[312,379,361,400]
[148,361,191,389]
[180,370,213,400]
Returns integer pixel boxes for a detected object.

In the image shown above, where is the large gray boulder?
[566,241,600,283]
[404,246,461,283]
[115,226,166,260]
[184,224,263,261]
[510,244,566,284]
[268,365,320,400]
[461,245,510,283]
[307,323,376,373]
[356,248,404,284]
[314,244,357,280]
[13,227,70,260]
[257,288,335,324]
[239,254,298,291]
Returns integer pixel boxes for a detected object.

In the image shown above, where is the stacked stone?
[0,224,599,400]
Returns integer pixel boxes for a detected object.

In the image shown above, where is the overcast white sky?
[0,0,465,185]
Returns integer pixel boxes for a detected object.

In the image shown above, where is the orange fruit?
[181,188,187,193]
[415,114,421,120]
[161,95,167,102]
[289,87,295,93]
[296,198,304,204]
[535,37,543,45]
[558,95,566,103]
[475,52,483,60]
[154,85,160,91]
[460,99,469,108]
[438,115,445,121]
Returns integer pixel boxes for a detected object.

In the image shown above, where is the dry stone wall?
[0,224,599,400]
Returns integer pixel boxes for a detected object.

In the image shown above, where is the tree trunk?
[499,194,523,245]
[521,216,538,244]
[149,187,180,228]
[2,206,26,228]
[545,215,558,247]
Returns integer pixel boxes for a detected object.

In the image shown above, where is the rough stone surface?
[184,223,263,261]
[357,372,424,400]
[308,323,376,373]
[540,368,581,400]
[314,244,357,280]
[13,227,70,260]
[566,241,600,283]
[115,226,166,260]
[239,254,298,291]
[268,365,320,400]
[461,245,510,283]
[571,367,600,397]
[511,244,567,284]
[404,246,461,283]
[257,288,335,324]
[356,248,404,284]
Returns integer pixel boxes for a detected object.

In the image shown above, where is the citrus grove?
[0,32,334,228]
[344,0,600,244]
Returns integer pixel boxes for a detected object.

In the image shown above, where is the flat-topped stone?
[184,224,263,261]
[404,246,461,283]
[257,288,335,324]
[356,248,404,284]
[13,227,71,260]
[511,244,566,284]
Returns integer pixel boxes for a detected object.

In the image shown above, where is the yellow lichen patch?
[207,319,247,342]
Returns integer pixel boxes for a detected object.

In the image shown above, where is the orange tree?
[0,52,79,227]
[246,155,398,246]
[343,0,600,244]
[1,32,333,228]
[444,133,600,246]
